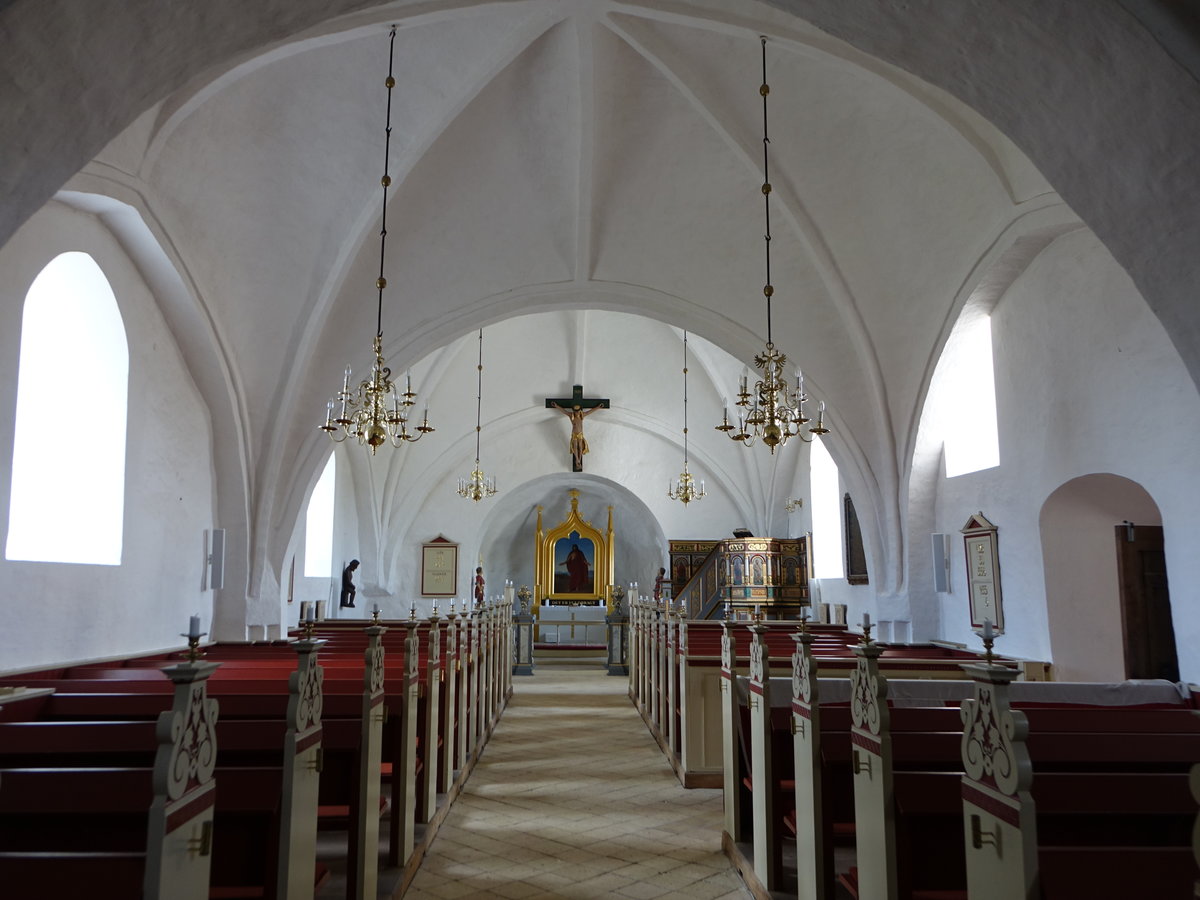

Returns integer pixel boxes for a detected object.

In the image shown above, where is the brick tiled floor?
[405,664,750,899]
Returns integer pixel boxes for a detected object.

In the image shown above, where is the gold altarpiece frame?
[535,490,615,609]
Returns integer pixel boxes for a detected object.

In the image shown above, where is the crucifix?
[545,385,610,472]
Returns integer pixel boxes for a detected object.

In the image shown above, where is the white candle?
[862,612,871,630]
[305,604,314,623]
[188,615,201,640]
[373,603,381,617]
[982,618,994,642]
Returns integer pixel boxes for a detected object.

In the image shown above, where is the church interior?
[2,1,1200,897]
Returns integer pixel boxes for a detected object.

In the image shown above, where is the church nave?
[401,665,748,900]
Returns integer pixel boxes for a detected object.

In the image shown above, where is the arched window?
[810,440,844,579]
[303,452,336,578]
[940,315,1000,477]
[6,252,128,564]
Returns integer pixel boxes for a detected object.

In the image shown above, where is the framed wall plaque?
[421,535,458,597]
[961,512,1003,632]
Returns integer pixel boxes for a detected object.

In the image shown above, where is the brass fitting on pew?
[970,813,1002,856]
[306,747,324,773]
[852,749,873,777]
[187,820,213,858]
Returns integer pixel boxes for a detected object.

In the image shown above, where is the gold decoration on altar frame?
[534,490,615,609]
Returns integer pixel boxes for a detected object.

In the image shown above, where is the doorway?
[1115,524,1178,681]
[1039,474,1170,682]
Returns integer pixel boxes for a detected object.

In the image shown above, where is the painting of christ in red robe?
[553,533,595,595]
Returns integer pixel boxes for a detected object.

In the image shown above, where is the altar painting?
[553,533,595,595]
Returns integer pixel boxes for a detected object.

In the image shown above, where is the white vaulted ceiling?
[31,0,1091,595]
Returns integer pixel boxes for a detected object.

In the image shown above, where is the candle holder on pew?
[517,585,532,615]
[371,603,382,625]
[181,631,208,663]
[976,618,997,665]
[859,613,874,645]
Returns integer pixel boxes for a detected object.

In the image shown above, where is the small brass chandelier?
[716,37,829,454]
[669,331,706,505]
[457,328,498,502]
[320,26,434,454]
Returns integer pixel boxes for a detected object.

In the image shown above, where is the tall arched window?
[303,453,336,577]
[940,315,1000,477]
[6,252,129,564]
[810,440,844,579]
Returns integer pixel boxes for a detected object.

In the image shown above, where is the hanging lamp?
[457,328,498,502]
[320,26,434,453]
[716,36,829,453]
[668,331,705,505]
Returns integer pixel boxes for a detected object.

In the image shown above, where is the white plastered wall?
[0,202,217,673]
[920,229,1200,679]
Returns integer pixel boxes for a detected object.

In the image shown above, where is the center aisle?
[404,664,750,900]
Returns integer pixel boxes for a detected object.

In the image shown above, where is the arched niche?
[1038,474,1166,682]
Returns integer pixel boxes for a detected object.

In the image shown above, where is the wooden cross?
[545,385,610,472]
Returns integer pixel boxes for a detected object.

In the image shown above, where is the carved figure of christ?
[545,385,610,472]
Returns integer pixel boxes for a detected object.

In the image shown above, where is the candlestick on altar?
[860,611,874,644]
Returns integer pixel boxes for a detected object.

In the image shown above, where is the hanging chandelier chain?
[682,330,689,464]
[761,35,773,348]
[474,327,484,462]
[376,24,397,339]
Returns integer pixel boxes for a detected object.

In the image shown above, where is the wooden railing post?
[351,625,386,900]
[960,659,1037,899]
[441,608,459,793]
[720,614,743,842]
[420,613,441,824]
[791,623,828,900]
[849,638,896,900]
[144,660,221,900]
[747,620,781,889]
[395,618,420,866]
[278,638,325,900]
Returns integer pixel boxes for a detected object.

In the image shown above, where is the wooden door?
[1115,524,1178,681]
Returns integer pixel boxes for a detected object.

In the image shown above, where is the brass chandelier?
[320,26,434,454]
[716,37,829,453]
[668,331,705,505]
[457,328,498,502]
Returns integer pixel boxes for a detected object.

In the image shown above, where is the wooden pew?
[0,640,338,899]
[960,660,1200,900]
[0,659,222,900]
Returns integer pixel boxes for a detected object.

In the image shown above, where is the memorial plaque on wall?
[421,536,458,597]
[961,512,1003,632]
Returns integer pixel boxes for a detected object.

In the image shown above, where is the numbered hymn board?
[961,512,1004,632]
